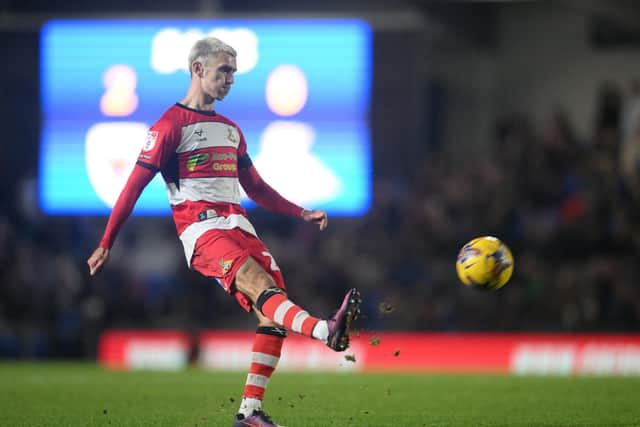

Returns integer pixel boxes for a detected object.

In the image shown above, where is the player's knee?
[235,256,278,301]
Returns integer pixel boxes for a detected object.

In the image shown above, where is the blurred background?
[1,0,640,361]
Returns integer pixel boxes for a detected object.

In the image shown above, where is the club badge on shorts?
[219,258,233,275]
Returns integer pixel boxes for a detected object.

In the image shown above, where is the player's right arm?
[87,118,178,276]
[87,165,156,275]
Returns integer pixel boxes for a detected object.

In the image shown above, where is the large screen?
[40,19,371,216]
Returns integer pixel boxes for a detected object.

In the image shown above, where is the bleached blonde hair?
[187,37,237,75]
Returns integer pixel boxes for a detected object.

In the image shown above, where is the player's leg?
[192,229,360,426]
[191,229,361,349]
[233,310,285,426]
[191,232,286,426]
[235,255,361,351]
[234,256,318,336]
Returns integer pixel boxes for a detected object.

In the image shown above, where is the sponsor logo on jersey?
[186,153,210,171]
[142,130,158,151]
[212,162,237,172]
[211,152,237,161]
[219,258,234,275]
[194,128,207,142]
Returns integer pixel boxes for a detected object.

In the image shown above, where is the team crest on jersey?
[227,128,239,145]
[186,153,209,171]
[142,130,159,151]
[219,258,234,275]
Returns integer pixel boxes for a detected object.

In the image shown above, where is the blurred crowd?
[2,79,640,359]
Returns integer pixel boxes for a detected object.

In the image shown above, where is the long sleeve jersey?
[100,103,304,265]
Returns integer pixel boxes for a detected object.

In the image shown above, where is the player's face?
[201,53,237,101]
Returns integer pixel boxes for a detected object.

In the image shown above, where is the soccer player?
[87,37,361,427]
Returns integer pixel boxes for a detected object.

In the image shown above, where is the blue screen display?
[40,19,372,216]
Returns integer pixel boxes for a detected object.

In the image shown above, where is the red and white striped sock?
[256,288,320,337]
[239,327,286,416]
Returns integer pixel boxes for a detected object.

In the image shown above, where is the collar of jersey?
[175,102,217,116]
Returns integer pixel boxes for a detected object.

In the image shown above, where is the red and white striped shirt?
[100,103,304,264]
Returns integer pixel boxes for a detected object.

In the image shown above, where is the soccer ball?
[455,236,514,290]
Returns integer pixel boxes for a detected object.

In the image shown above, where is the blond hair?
[187,37,237,74]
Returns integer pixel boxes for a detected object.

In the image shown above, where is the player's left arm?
[238,156,328,231]
[300,207,328,231]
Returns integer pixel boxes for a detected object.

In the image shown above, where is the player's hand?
[301,209,328,231]
[87,247,110,276]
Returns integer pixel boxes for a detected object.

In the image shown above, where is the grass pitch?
[1,363,639,426]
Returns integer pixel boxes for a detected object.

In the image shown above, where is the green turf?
[1,363,639,426]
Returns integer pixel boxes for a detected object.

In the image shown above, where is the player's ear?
[192,61,204,78]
